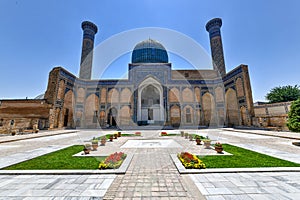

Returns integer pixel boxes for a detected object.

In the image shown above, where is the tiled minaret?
[206,18,226,77]
[79,21,98,79]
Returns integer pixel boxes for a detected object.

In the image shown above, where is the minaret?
[206,18,226,77]
[79,21,98,79]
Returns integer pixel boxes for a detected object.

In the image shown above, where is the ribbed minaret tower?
[79,21,98,80]
[206,18,226,77]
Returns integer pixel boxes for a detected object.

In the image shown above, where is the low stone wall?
[253,101,291,131]
[0,99,51,134]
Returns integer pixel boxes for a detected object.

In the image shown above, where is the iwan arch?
[0,18,255,130]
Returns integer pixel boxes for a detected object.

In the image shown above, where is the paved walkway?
[104,149,205,199]
[0,174,116,199]
[191,172,300,200]
[0,129,79,144]
[223,128,300,140]
[0,128,299,199]
[99,131,206,199]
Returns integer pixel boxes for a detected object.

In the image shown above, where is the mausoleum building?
[0,18,255,131]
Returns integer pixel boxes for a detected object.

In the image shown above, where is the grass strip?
[3,145,104,170]
[199,144,300,168]
[94,133,138,140]
[161,133,178,136]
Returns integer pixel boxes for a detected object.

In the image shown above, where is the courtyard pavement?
[0,128,299,199]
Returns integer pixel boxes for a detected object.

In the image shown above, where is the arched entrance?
[137,77,164,125]
[107,107,118,127]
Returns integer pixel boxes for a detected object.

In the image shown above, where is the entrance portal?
[137,77,165,125]
[107,107,118,127]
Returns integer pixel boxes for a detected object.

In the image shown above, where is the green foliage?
[287,98,300,132]
[3,145,104,170]
[199,144,300,168]
[94,134,138,141]
[266,85,300,103]
[161,133,178,137]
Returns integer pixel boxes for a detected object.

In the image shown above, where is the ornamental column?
[79,21,98,80]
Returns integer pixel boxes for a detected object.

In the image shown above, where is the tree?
[266,85,300,103]
[287,98,300,132]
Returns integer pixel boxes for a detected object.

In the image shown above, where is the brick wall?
[0,99,51,133]
[253,101,291,130]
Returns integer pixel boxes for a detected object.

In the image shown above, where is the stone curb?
[0,154,134,175]
[170,154,300,174]
[222,128,300,140]
[0,130,79,144]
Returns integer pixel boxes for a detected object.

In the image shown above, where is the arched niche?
[182,88,193,102]
[183,105,193,124]
[170,105,181,127]
[107,88,119,103]
[107,107,118,127]
[169,87,180,103]
[63,90,75,127]
[120,88,132,103]
[225,88,239,126]
[84,94,99,127]
[202,92,216,126]
[194,87,201,103]
[120,106,131,125]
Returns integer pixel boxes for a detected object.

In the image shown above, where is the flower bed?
[135,131,141,136]
[178,152,206,169]
[99,152,127,169]
[161,131,168,136]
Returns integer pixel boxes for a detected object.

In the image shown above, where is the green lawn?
[161,133,178,136]
[185,134,206,139]
[199,144,300,168]
[3,145,104,170]
[94,133,139,140]
[120,133,139,137]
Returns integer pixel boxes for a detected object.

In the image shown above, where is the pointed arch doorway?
[107,107,118,127]
[137,77,165,125]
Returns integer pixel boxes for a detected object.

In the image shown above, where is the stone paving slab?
[0,174,116,199]
[223,128,300,140]
[191,172,300,200]
[104,151,206,199]
[120,139,183,148]
[0,130,79,144]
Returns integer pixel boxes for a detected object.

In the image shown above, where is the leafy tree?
[266,85,300,103]
[287,98,300,132]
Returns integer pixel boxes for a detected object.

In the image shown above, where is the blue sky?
[0,0,299,102]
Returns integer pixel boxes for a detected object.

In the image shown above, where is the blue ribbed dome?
[131,39,168,63]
